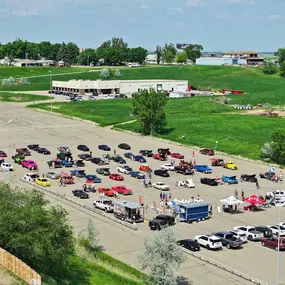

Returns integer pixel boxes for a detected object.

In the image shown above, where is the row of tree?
[0,38,204,66]
[263,48,285,76]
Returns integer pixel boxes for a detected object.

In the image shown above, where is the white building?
[196,57,233,66]
[145,54,158,64]
[52,79,188,95]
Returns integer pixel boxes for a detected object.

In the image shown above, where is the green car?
[14,155,25,164]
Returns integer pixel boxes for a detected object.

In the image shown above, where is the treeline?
[0,38,203,66]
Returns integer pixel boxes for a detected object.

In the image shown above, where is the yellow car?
[224,161,238,170]
[35,178,51,187]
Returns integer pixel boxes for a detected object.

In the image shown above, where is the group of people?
[160,192,172,202]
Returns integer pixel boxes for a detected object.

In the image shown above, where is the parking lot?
[0,102,284,285]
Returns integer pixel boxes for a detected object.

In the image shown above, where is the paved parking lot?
[0,102,284,285]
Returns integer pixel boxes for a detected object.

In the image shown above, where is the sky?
[0,0,284,51]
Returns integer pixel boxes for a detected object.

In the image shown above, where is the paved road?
[0,102,284,285]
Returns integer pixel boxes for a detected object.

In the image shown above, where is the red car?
[109,173,124,181]
[0,151,7,158]
[98,188,116,197]
[152,153,167,161]
[262,237,285,251]
[199,148,215,156]
[170,153,184,159]
[111,186,133,195]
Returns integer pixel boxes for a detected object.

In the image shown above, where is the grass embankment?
[0,92,51,102]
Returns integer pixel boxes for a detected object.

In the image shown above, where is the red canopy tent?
[243,195,265,207]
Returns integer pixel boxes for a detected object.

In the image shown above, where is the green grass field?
[0,92,50,102]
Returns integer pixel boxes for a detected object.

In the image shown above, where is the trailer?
[178,202,209,223]
[114,201,144,223]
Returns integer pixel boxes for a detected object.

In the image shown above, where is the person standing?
[256,181,260,190]
[241,190,245,200]
[114,149,116,156]
[169,192,172,200]
[160,192,163,201]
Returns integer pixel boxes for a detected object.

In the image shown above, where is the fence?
[20,178,138,231]
[0,248,41,285]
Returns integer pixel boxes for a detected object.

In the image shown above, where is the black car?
[149,219,169,231]
[260,172,277,181]
[78,154,92,161]
[177,239,200,251]
[200,177,219,186]
[124,152,134,159]
[98,145,111,151]
[77,145,90,152]
[57,152,73,161]
[27,144,40,150]
[113,156,126,164]
[118,143,131,150]
[115,94,127,99]
[255,226,273,238]
[91,157,107,165]
[155,214,175,226]
[73,160,85,167]
[72,190,89,199]
[37,147,51,155]
[174,166,194,175]
[47,160,62,169]
[240,174,257,183]
[158,148,171,155]
[96,168,111,176]
[154,169,170,177]
[139,150,153,157]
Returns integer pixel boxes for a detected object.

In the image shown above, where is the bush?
[114,69,121,78]
[100,68,110,80]
[261,142,273,158]
[262,60,277,75]
[19,78,30,85]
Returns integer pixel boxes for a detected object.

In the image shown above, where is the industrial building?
[196,57,233,66]
[52,79,188,95]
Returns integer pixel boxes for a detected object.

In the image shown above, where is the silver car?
[46,172,60,179]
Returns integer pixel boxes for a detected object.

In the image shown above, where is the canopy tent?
[243,194,265,205]
[220,196,243,206]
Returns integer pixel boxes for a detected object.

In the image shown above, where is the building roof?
[115,201,141,209]
[178,202,209,209]
[223,51,258,55]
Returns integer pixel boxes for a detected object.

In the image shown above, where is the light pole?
[276,204,281,285]
[7,120,13,186]
[49,70,53,112]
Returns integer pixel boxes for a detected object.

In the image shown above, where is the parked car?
[27,144,40,151]
[77,145,89,151]
[199,148,214,156]
[98,145,111,151]
[37,147,51,155]
[117,165,133,174]
[21,160,38,170]
[23,173,39,182]
[152,182,170,191]
[158,148,171,155]
[152,153,167,161]
[35,178,51,187]
[47,160,62,169]
[72,190,89,199]
[200,177,218,186]
[111,186,133,195]
[211,158,224,166]
[118,143,131,150]
[96,168,110,176]
[0,151,7,157]
[255,226,273,238]
[113,156,126,164]
[261,236,285,251]
[16,148,31,156]
[1,162,13,171]
[267,225,285,236]
[109,173,124,181]
[174,165,194,175]
[212,231,243,249]
[13,154,25,164]
[229,230,248,243]
[149,214,175,230]
[70,169,86,178]
[97,188,116,197]
[124,152,134,159]
[232,226,263,241]
[223,161,238,170]
[139,164,150,172]
[194,164,212,173]
[259,172,278,182]
[94,198,114,212]
[46,172,60,179]
[149,219,168,231]
[85,174,102,183]
[91,157,108,165]
[58,146,71,154]
[139,150,153,157]
[160,163,175,171]
[177,239,200,251]
[177,179,195,188]
[170,153,184,159]
[133,155,146,163]
[73,159,85,167]
[240,174,257,183]
[222,175,238,184]
[60,160,73,167]
[78,153,92,161]
[57,152,73,161]
[154,169,170,177]
[195,235,223,250]
[130,171,145,179]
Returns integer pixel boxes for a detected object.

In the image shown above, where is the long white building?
[52,79,188,95]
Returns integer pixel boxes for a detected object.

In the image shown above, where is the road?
[0,102,284,285]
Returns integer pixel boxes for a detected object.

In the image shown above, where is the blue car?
[60,160,73,167]
[130,171,145,179]
[124,152,134,159]
[98,144,111,151]
[133,155,146,163]
[222,175,238,184]
[70,169,86,178]
[193,164,212,173]
[85,174,102,183]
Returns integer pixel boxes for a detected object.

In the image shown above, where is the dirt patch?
[7,96,25,102]
[245,109,285,117]
[0,267,18,285]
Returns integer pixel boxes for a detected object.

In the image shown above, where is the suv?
[155,214,175,226]
[229,230,248,243]
[233,226,263,241]
[262,236,285,251]
[154,169,170,177]
[23,173,39,182]
[195,235,223,250]
[212,231,243,249]
[149,219,169,231]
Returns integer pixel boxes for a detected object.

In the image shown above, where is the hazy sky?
[0,0,284,51]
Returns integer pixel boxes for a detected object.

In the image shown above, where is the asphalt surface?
[0,102,284,285]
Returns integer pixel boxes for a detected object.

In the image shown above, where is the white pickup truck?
[93,198,114,212]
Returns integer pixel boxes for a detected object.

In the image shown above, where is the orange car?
[140,164,150,172]
[60,173,74,184]
[98,188,116,197]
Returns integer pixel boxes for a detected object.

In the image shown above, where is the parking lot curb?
[20,178,138,231]
[182,248,268,285]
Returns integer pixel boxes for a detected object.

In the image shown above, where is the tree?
[138,228,186,285]
[162,43,176,63]
[26,42,40,59]
[270,130,285,164]
[114,69,121,78]
[0,183,74,277]
[176,51,188,63]
[262,60,277,75]
[155,45,162,64]
[50,43,61,61]
[66,42,80,64]
[184,44,203,63]
[100,68,110,79]
[77,49,98,66]
[39,41,52,59]
[280,61,285,77]
[128,47,148,64]
[133,89,168,135]
[275,48,285,65]
[57,42,69,65]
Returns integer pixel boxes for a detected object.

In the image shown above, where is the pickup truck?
[16,148,31,156]
[94,199,114,212]
[194,164,212,174]
[233,226,263,241]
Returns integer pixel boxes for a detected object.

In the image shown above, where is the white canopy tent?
[220,196,243,206]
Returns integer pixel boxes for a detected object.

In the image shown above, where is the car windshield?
[41,179,48,182]
[210,238,221,243]
[31,174,39,178]
[103,201,112,205]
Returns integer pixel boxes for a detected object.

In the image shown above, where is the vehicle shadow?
[177,275,193,285]
[160,127,175,135]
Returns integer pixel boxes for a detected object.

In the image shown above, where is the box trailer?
[178,202,209,223]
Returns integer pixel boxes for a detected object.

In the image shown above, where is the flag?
[163,204,166,213]
[153,201,156,210]
[139,195,143,205]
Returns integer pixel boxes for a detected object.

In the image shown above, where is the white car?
[1,162,13,171]
[24,173,39,182]
[94,199,114,212]
[267,225,285,236]
[101,95,111,100]
[152,182,170,191]
[64,97,71,102]
[232,226,263,241]
[229,230,248,243]
[177,179,195,188]
[195,235,223,250]
[160,163,175,171]
[117,165,133,174]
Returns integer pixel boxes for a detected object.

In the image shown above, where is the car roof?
[216,231,232,235]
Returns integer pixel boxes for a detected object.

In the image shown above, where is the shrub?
[100,68,110,80]
[114,69,121,78]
